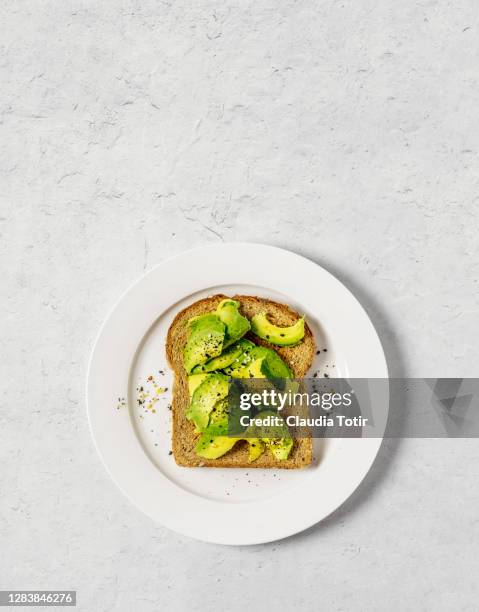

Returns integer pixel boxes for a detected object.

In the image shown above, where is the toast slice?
[166,294,315,468]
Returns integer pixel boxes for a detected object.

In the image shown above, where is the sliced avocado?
[183,314,225,373]
[263,436,293,460]
[191,343,243,374]
[250,312,305,346]
[222,340,292,382]
[186,373,229,431]
[227,344,268,378]
[260,347,293,379]
[246,410,289,437]
[247,410,294,461]
[226,356,265,378]
[231,345,290,380]
[244,358,266,378]
[188,373,210,398]
[216,299,251,347]
[223,338,257,376]
[204,398,229,435]
[195,434,238,459]
[247,438,265,462]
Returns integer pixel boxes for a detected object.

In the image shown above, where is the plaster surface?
[1,2,478,610]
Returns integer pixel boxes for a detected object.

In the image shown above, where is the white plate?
[87,243,388,545]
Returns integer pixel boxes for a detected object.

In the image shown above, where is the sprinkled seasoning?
[116,397,126,410]
[134,369,172,414]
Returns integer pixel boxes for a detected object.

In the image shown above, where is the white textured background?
[1,1,479,610]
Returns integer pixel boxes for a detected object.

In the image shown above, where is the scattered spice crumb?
[116,397,126,410]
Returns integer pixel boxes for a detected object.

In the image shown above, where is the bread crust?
[166,295,315,468]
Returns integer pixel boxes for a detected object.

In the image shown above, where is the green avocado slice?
[191,343,243,374]
[226,343,293,384]
[183,314,225,373]
[247,438,265,462]
[250,312,305,346]
[224,342,293,382]
[247,410,294,461]
[195,434,239,459]
[260,347,293,379]
[216,299,251,347]
[222,339,257,376]
[204,398,229,436]
[263,436,293,460]
[228,353,266,379]
[187,373,210,397]
[186,373,229,431]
